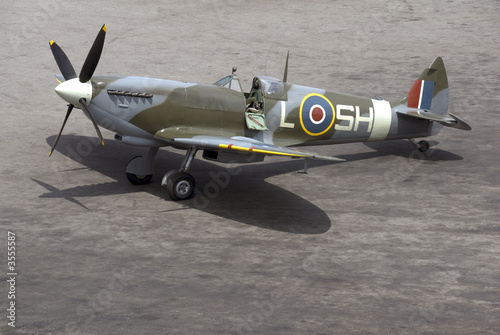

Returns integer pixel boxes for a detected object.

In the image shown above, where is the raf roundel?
[299,93,335,136]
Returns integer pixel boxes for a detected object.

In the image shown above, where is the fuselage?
[86,74,436,149]
[48,26,463,202]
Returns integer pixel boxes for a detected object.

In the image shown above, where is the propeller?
[49,104,73,157]
[79,25,106,83]
[49,41,77,81]
[49,24,107,157]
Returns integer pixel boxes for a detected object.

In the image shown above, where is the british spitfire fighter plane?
[49,25,471,200]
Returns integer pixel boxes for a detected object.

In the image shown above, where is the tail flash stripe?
[407,80,421,108]
[419,80,435,110]
[408,79,435,110]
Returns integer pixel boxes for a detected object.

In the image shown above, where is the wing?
[155,132,345,162]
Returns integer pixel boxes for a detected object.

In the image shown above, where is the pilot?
[246,79,263,113]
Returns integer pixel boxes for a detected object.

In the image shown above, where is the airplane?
[48,25,471,201]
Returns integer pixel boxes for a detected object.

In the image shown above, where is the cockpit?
[256,76,286,100]
[213,71,286,101]
[213,71,287,131]
[213,68,243,93]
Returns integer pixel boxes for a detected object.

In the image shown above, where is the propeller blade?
[49,104,74,157]
[49,41,77,81]
[79,24,107,83]
[79,99,104,146]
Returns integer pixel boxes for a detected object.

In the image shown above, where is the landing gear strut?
[161,147,198,200]
[409,139,430,152]
[125,146,198,201]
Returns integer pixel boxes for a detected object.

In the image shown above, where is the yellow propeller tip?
[102,25,107,32]
[101,141,105,146]
[50,40,54,46]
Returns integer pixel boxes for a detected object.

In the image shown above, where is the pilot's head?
[253,78,260,90]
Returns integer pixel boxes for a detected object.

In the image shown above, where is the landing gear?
[409,139,430,152]
[417,140,430,152]
[125,146,198,201]
[125,147,159,185]
[126,171,152,185]
[161,147,198,201]
[163,172,196,200]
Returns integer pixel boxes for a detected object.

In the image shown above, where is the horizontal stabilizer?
[397,109,471,131]
[448,113,472,131]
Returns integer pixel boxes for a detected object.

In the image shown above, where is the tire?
[418,140,430,152]
[126,156,153,185]
[126,173,153,185]
[166,172,196,200]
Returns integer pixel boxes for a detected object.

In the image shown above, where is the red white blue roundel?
[299,93,335,136]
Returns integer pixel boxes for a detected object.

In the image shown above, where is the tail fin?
[395,57,471,131]
[404,57,449,116]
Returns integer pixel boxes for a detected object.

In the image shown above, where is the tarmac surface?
[1,1,499,334]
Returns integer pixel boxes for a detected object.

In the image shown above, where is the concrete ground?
[1,0,499,334]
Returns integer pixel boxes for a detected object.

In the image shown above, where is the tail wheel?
[166,172,196,200]
[417,140,430,152]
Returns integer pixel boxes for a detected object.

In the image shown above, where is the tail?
[395,57,471,132]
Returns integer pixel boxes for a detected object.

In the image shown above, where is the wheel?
[166,172,196,200]
[126,156,153,185]
[126,172,152,185]
[417,140,430,152]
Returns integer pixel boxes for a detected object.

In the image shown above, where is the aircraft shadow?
[39,135,462,234]
[41,135,336,234]
[361,140,464,161]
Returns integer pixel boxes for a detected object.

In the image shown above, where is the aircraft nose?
[55,78,93,107]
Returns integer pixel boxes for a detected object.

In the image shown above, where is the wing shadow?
[40,136,463,233]
[42,135,334,234]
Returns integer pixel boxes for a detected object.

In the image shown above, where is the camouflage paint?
[86,57,453,151]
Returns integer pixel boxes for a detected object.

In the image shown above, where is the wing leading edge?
[156,134,345,162]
